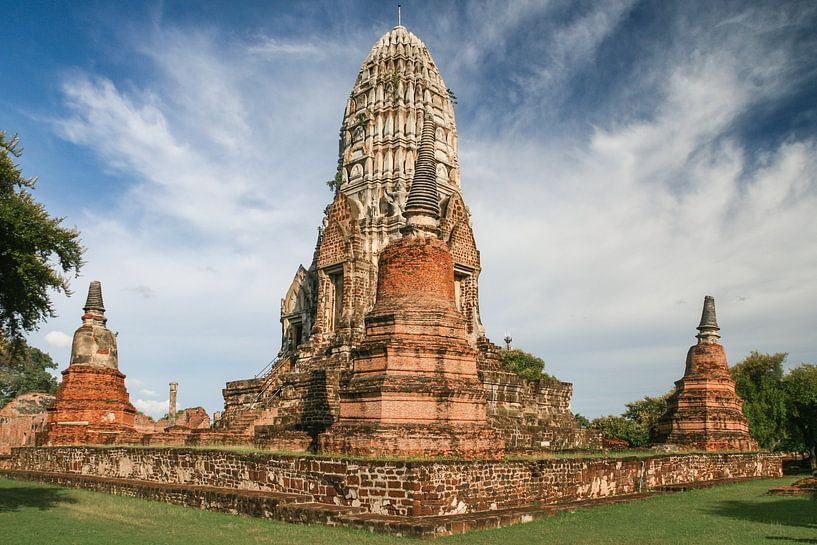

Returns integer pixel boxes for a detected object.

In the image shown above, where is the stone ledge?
[4,447,783,523]
[0,459,784,538]
[0,468,664,538]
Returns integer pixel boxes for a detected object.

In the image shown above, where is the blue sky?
[2,1,816,419]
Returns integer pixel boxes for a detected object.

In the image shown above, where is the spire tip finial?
[83,280,105,313]
[403,107,440,236]
[397,4,402,27]
[696,295,720,343]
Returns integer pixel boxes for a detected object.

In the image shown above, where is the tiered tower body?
[279,25,484,357]
[43,281,137,445]
[656,296,757,451]
[322,110,500,458]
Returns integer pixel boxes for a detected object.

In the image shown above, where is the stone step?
[216,410,263,434]
[333,493,661,538]
[0,469,312,507]
[652,476,760,492]
[275,502,367,525]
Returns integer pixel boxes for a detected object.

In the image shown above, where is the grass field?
[0,477,814,544]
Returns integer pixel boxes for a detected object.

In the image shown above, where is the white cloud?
[247,37,322,57]
[463,16,817,414]
[133,398,169,419]
[44,331,71,348]
[140,388,158,397]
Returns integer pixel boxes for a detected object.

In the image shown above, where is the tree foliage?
[589,393,670,447]
[499,348,553,381]
[0,337,59,408]
[623,393,671,443]
[574,413,590,428]
[783,364,817,474]
[0,131,84,344]
[590,415,650,447]
[730,351,790,450]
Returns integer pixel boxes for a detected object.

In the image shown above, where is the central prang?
[321,118,500,455]
[214,24,598,456]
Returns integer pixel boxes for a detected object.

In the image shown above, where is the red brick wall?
[373,236,455,312]
[9,447,782,517]
[41,366,137,446]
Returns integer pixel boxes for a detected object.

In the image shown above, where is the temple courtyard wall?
[1,447,781,523]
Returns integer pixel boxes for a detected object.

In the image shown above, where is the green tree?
[623,393,671,443]
[574,413,590,428]
[783,364,817,474]
[590,415,650,447]
[730,351,789,450]
[499,348,554,381]
[0,337,59,408]
[0,131,84,345]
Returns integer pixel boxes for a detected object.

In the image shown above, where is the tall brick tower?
[323,109,501,458]
[656,296,757,451]
[279,25,484,360]
[43,281,136,445]
[217,25,595,454]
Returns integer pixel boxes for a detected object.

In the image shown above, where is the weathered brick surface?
[476,340,602,450]
[658,342,757,451]
[332,234,500,458]
[8,447,782,518]
[0,393,53,454]
[42,365,137,445]
[135,407,211,434]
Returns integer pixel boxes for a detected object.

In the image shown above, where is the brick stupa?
[322,110,502,458]
[656,296,757,451]
[43,281,137,445]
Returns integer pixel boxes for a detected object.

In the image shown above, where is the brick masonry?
[657,298,757,451]
[6,447,782,519]
[0,393,53,454]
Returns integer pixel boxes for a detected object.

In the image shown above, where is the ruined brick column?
[42,281,137,445]
[169,383,178,427]
[323,110,502,459]
[656,296,757,451]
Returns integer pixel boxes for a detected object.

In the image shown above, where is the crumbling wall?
[134,408,211,434]
[476,340,601,450]
[0,393,53,454]
[7,447,782,517]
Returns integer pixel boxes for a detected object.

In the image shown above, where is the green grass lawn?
[0,477,814,544]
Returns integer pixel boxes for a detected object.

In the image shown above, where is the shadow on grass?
[0,486,77,513]
[765,538,817,544]
[704,498,817,532]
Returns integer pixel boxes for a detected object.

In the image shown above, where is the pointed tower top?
[83,281,105,314]
[403,108,440,236]
[696,295,720,343]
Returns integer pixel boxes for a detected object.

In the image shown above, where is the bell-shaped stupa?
[656,296,757,451]
[44,281,136,445]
